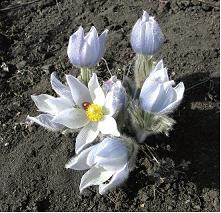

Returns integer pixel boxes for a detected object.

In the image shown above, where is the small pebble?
[168,206,173,210]
[1,62,9,72]
[185,199,190,204]
[16,60,26,69]
[140,203,145,208]
[193,205,201,210]
[42,64,53,74]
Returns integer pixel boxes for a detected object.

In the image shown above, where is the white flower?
[51,73,120,153]
[130,11,164,55]
[139,60,185,114]
[28,73,121,152]
[27,72,75,131]
[65,137,137,195]
[102,76,127,115]
[67,26,108,68]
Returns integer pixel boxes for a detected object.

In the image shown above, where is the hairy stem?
[80,68,92,85]
[134,54,154,89]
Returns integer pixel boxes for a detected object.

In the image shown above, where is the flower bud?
[67,26,108,68]
[103,76,127,116]
[130,11,164,55]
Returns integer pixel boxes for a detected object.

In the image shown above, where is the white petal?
[150,60,169,83]
[52,108,88,129]
[66,75,92,107]
[98,116,120,136]
[99,164,129,195]
[142,11,150,21]
[31,94,54,114]
[75,122,99,154]
[96,154,127,171]
[50,72,74,103]
[102,76,118,95]
[92,138,128,171]
[86,145,99,167]
[104,91,117,116]
[104,80,126,116]
[98,29,108,60]
[130,18,144,53]
[144,17,163,55]
[88,73,105,106]
[143,21,153,54]
[139,80,162,112]
[86,138,127,170]
[86,141,109,167]
[79,40,95,67]
[45,97,73,115]
[84,26,99,65]
[159,82,185,114]
[152,18,164,53]
[67,26,85,67]
[80,166,113,193]
[153,59,164,71]
[175,82,185,98]
[150,80,175,112]
[85,26,98,48]
[27,114,63,131]
[65,145,95,170]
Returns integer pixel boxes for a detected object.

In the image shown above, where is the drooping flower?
[130,11,164,55]
[65,137,138,195]
[27,72,75,131]
[51,73,121,153]
[67,26,108,68]
[139,60,185,114]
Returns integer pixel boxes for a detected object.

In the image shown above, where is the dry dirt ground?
[0,0,220,211]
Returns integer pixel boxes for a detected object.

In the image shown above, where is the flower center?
[85,103,104,122]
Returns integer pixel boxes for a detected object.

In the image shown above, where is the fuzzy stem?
[80,68,92,85]
[134,54,154,89]
[135,128,150,143]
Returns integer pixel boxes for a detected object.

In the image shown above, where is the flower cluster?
[28,11,184,194]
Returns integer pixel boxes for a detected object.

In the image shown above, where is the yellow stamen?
[86,103,104,122]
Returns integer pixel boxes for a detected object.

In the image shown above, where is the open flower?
[67,26,108,68]
[52,73,120,153]
[139,60,185,114]
[130,11,164,55]
[65,137,137,195]
[27,72,75,131]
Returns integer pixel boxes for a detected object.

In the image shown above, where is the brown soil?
[0,0,220,211]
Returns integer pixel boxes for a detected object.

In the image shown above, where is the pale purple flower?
[139,60,185,114]
[67,26,108,68]
[130,11,164,55]
[65,137,137,195]
[102,76,127,116]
